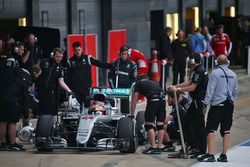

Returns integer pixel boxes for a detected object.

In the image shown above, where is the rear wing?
[90,88,131,99]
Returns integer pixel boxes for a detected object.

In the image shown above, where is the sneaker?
[197,153,216,162]
[0,143,10,151]
[162,144,176,152]
[217,153,228,162]
[190,152,202,159]
[8,143,25,151]
[197,154,207,161]
[187,148,200,155]
[143,147,161,154]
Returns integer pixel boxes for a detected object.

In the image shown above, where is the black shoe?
[162,144,176,152]
[8,143,25,151]
[197,154,207,161]
[0,143,10,151]
[190,152,202,159]
[187,148,200,155]
[217,153,228,162]
[143,147,161,154]
[197,153,216,162]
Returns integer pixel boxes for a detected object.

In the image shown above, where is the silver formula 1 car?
[19,88,141,153]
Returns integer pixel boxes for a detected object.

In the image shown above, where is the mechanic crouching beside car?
[130,75,166,154]
[35,48,73,116]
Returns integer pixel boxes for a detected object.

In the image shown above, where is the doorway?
[150,10,164,51]
[0,18,27,36]
[185,7,199,35]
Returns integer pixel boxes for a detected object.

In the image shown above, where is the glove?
[68,91,75,98]
[167,60,173,65]
[128,115,135,119]
[22,119,29,127]
[201,100,207,109]
[161,59,167,66]
[128,115,136,124]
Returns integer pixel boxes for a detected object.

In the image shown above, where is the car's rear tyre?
[35,115,55,152]
[117,117,138,153]
[136,111,146,145]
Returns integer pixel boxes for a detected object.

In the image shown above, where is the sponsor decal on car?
[91,88,130,96]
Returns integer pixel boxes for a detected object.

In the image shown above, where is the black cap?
[119,45,129,53]
[72,41,81,48]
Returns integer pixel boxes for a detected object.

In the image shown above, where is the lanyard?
[218,67,230,96]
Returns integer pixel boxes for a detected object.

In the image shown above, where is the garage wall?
[32,0,67,48]
[112,0,149,57]
[205,0,218,11]
[75,0,102,60]
[238,0,250,16]
[32,0,102,59]
[112,0,171,58]
[0,0,26,18]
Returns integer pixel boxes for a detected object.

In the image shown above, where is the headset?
[176,29,185,37]
[14,46,19,53]
[215,55,230,66]
[25,33,38,43]
[118,45,130,55]
[13,41,26,54]
[13,41,20,53]
[50,48,62,58]
[50,49,57,58]
[50,51,54,58]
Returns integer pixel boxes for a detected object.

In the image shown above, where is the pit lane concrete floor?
[0,68,250,167]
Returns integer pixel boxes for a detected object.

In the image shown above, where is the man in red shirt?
[128,47,149,76]
[210,25,232,57]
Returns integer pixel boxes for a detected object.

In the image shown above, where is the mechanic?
[170,54,208,157]
[0,52,31,151]
[62,37,69,68]
[171,29,191,85]
[11,42,26,68]
[35,48,72,115]
[29,65,41,117]
[197,55,238,162]
[0,40,26,147]
[0,42,27,120]
[127,45,148,101]
[108,45,137,88]
[61,37,70,82]
[0,31,15,55]
[210,25,232,57]
[162,90,186,152]
[11,42,35,117]
[68,41,110,111]
[23,33,43,72]
[58,37,70,105]
[130,75,165,154]
[0,44,7,150]
[108,45,137,114]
